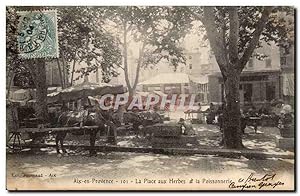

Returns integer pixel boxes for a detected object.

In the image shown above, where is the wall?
[208,41,281,73]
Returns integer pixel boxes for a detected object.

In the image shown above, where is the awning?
[47,82,126,103]
[282,73,294,96]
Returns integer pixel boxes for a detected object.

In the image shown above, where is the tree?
[6,7,49,123]
[6,6,123,124]
[104,6,192,97]
[6,7,31,98]
[188,6,294,148]
[57,7,121,85]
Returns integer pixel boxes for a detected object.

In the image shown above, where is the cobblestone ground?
[37,122,291,154]
[6,111,294,190]
[9,110,292,155]
[194,124,292,154]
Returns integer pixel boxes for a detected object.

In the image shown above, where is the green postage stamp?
[17,10,59,59]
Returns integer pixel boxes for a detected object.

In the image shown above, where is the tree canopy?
[57,7,122,84]
[102,6,193,95]
[187,6,294,76]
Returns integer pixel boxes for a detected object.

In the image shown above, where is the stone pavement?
[113,123,293,154]
[27,123,291,160]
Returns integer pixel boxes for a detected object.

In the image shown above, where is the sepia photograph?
[5,5,295,191]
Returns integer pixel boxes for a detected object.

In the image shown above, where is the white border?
[1,1,299,196]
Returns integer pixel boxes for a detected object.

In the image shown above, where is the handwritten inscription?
[229,173,284,190]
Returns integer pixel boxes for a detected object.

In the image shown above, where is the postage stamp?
[17,10,59,59]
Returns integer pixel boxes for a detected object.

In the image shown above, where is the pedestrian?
[278,104,294,137]
[196,103,203,123]
[206,102,216,124]
[94,99,117,144]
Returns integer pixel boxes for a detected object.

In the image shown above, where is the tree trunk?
[56,58,65,89]
[6,71,15,100]
[131,41,146,93]
[128,87,135,98]
[70,58,76,86]
[201,6,273,149]
[34,60,49,124]
[61,53,68,88]
[222,68,243,149]
[122,23,132,97]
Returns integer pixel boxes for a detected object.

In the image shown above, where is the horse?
[54,107,114,156]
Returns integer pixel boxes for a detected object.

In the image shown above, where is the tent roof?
[138,73,190,85]
[138,73,208,85]
[47,83,125,103]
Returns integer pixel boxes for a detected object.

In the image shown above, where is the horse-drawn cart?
[7,125,99,152]
[7,83,126,153]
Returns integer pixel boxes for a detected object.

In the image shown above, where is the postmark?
[17,10,59,59]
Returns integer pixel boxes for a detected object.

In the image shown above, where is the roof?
[139,73,190,85]
[189,75,208,84]
[210,69,281,77]
[138,73,208,85]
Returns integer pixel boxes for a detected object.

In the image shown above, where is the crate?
[146,124,182,137]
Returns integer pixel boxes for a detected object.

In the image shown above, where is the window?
[189,63,192,69]
[164,85,181,94]
[248,58,254,68]
[265,58,272,68]
[184,88,189,94]
[146,86,160,92]
[266,82,275,101]
[243,83,253,103]
[198,84,208,92]
[198,84,202,92]
[280,57,287,66]
[189,55,192,59]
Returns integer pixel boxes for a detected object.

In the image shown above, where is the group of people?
[204,101,294,133]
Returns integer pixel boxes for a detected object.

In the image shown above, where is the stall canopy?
[48,82,126,103]
[7,83,126,107]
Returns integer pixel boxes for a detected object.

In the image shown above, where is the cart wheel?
[7,132,25,152]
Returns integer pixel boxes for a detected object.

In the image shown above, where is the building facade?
[208,41,282,105]
[279,44,294,105]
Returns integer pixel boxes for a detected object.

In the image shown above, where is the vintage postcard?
[6,6,295,191]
